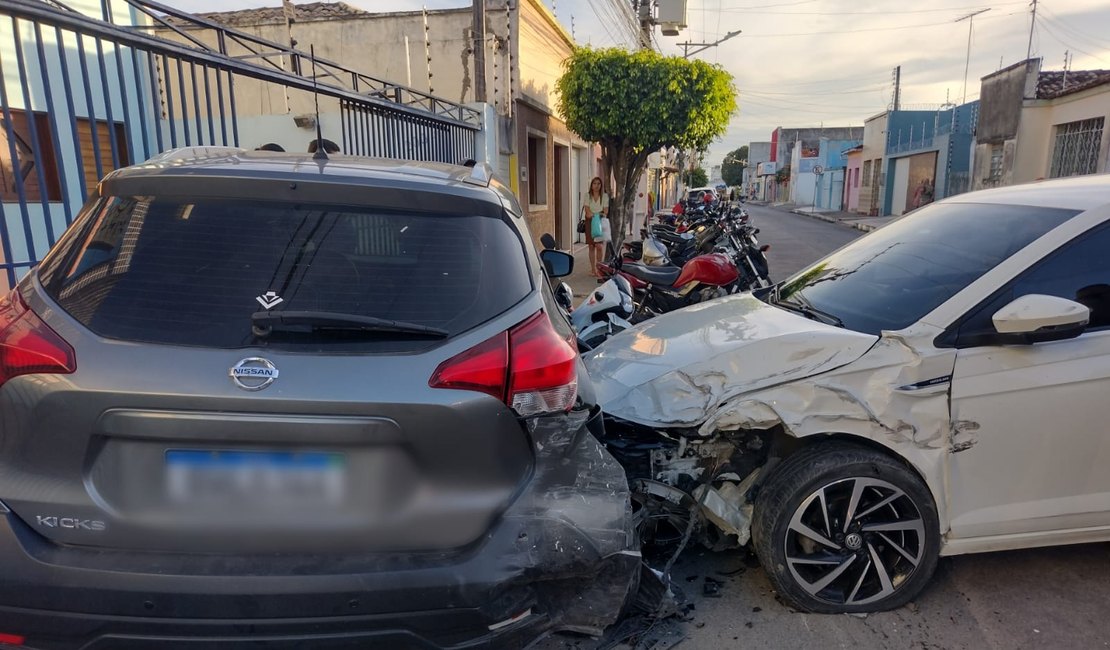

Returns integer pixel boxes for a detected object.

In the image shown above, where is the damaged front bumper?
[0,409,640,649]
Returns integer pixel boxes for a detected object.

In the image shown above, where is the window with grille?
[862,160,872,186]
[0,109,128,203]
[1049,117,1104,179]
[988,144,1003,182]
[0,109,61,202]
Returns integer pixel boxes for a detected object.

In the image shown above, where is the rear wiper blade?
[251,311,449,338]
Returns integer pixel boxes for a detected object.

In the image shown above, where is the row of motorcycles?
[546,198,773,349]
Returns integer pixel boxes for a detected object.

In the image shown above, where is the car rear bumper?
[0,410,640,650]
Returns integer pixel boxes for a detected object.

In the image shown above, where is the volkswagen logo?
[229,357,279,391]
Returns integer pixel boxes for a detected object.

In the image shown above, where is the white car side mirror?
[991,294,1089,344]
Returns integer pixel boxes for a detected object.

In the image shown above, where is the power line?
[1039,6,1110,50]
[693,1,1026,14]
[740,93,884,110]
[741,84,888,96]
[1038,18,1110,64]
[730,17,999,38]
[594,0,638,46]
[718,0,818,9]
[583,0,623,46]
[747,70,896,87]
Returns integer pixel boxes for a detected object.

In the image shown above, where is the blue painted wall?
[814,138,860,210]
[882,102,980,214]
[0,5,159,285]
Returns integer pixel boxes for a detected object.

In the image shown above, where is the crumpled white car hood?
[583,294,879,428]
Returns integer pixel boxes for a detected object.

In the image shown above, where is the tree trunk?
[603,139,651,257]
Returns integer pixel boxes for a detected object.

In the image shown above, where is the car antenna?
[310,44,327,161]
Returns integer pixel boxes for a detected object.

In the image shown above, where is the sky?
[171,0,1110,170]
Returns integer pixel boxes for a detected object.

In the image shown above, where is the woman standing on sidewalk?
[583,176,610,278]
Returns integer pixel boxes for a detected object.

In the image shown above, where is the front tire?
[751,443,940,613]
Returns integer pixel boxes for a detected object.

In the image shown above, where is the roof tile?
[1036,69,1110,99]
[185,2,370,27]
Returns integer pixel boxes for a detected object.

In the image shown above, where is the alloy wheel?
[783,477,925,607]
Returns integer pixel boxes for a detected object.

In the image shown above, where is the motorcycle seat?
[655,231,695,246]
[622,263,682,287]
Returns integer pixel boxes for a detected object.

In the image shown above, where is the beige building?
[161,0,597,248]
[856,112,888,216]
[974,59,1110,191]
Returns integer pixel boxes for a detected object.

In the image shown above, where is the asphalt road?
[743,204,862,279]
[544,206,1110,650]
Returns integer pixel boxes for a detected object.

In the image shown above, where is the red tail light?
[0,632,25,646]
[506,312,578,416]
[0,289,75,389]
[426,332,508,402]
[430,311,577,416]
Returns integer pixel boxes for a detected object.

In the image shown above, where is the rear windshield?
[39,196,531,351]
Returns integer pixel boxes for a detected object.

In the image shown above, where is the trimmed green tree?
[557,47,736,251]
[683,167,708,188]
[721,145,748,186]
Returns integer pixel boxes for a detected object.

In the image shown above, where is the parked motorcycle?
[600,207,772,320]
[604,252,740,322]
[542,234,635,349]
[570,275,635,350]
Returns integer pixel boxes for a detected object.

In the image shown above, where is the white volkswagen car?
[585,174,1110,613]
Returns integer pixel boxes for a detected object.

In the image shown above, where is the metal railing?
[0,0,480,286]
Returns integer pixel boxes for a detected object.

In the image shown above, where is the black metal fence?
[0,0,480,288]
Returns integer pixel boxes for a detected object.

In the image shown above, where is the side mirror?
[540,249,574,278]
[991,294,1089,344]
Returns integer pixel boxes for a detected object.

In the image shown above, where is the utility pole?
[1026,0,1038,61]
[281,0,297,112]
[956,8,990,106]
[893,65,901,111]
[678,30,741,58]
[472,0,487,102]
[637,0,653,50]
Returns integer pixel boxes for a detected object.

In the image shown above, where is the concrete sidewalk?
[787,205,897,232]
[561,242,607,301]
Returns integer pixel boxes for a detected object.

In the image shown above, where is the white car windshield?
[775,202,1080,335]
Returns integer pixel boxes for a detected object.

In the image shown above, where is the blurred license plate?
[165,450,345,505]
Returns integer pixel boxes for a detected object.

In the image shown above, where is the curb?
[790,209,841,225]
[784,207,887,233]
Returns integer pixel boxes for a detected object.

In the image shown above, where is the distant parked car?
[586,174,1110,614]
[685,186,718,204]
[0,147,638,648]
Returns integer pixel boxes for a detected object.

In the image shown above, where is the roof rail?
[145,146,246,164]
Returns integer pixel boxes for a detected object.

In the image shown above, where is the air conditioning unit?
[656,0,687,36]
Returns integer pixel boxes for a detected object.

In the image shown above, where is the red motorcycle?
[600,252,740,321]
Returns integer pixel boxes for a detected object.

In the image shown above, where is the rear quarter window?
[38,196,532,351]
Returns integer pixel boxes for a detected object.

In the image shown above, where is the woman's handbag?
[577,218,587,234]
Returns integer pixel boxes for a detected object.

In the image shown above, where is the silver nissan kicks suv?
[0,148,638,649]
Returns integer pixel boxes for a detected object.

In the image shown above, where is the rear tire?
[751,442,940,614]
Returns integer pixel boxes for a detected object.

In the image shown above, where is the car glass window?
[38,196,531,352]
[954,223,1110,346]
[777,202,1079,335]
